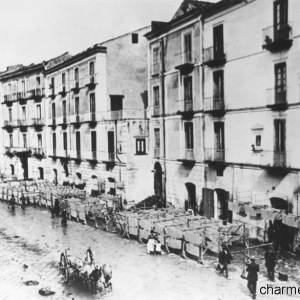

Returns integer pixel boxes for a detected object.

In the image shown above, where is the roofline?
[0,63,44,82]
[45,44,107,75]
[100,25,151,45]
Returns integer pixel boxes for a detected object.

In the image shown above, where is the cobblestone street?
[0,201,299,300]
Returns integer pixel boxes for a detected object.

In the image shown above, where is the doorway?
[185,182,197,213]
[154,162,163,201]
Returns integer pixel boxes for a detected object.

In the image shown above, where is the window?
[9,134,13,147]
[256,135,262,147]
[214,122,224,150]
[184,122,194,150]
[62,100,66,120]
[110,95,123,111]
[183,76,193,103]
[22,106,26,120]
[62,73,66,88]
[89,61,95,76]
[213,70,224,102]
[274,62,287,103]
[274,119,286,153]
[51,77,55,93]
[153,86,160,107]
[52,103,56,119]
[91,131,97,152]
[90,93,95,113]
[37,134,42,149]
[39,167,44,180]
[36,104,41,119]
[152,47,159,74]
[74,68,79,85]
[75,97,79,116]
[154,128,160,149]
[183,32,192,62]
[22,80,25,93]
[63,132,67,151]
[274,0,288,36]
[8,108,12,122]
[10,164,14,176]
[52,133,56,152]
[213,24,224,58]
[132,33,138,44]
[136,138,146,155]
[76,131,81,152]
[36,76,41,87]
[23,134,27,148]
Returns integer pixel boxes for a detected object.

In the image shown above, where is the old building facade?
[0,27,153,203]
[0,64,47,180]
[146,0,300,244]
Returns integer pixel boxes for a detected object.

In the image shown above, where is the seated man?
[89,265,102,294]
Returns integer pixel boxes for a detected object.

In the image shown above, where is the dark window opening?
[274,62,287,104]
[10,164,14,176]
[183,76,193,103]
[132,33,138,44]
[37,134,42,149]
[75,97,80,116]
[91,131,97,152]
[110,95,123,111]
[76,132,81,152]
[216,169,224,177]
[213,70,224,102]
[154,128,160,148]
[184,32,192,62]
[23,134,27,148]
[153,86,160,107]
[214,122,225,151]
[52,133,56,153]
[213,24,224,58]
[89,61,95,76]
[184,122,194,149]
[52,103,56,119]
[90,93,96,113]
[63,132,67,151]
[39,167,44,180]
[9,134,13,147]
[256,135,262,147]
[136,138,146,155]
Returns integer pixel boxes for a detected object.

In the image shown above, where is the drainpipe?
[160,37,167,206]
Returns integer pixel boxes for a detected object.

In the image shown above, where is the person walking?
[265,248,276,281]
[246,256,259,299]
[218,245,232,278]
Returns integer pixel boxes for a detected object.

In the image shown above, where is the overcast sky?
[0,0,217,70]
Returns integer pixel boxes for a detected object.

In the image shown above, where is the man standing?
[246,256,259,299]
[218,245,232,278]
[265,248,276,281]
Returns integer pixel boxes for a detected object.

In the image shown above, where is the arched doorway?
[185,182,197,213]
[154,162,163,199]
[215,188,230,222]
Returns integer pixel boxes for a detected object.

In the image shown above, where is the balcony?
[31,88,44,102]
[70,114,81,127]
[175,51,194,75]
[5,146,14,157]
[17,119,29,131]
[151,63,160,77]
[152,105,161,117]
[49,148,57,159]
[8,146,31,157]
[258,150,290,171]
[48,119,56,128]
[2,95,13,106]
[262,23,293,52]
[204,96,226,117]
[85,76,96,89]
[153,147,160,159]
[58,86,67,97]
[88,112,96,127]
[203,46,227,68]
[177,149,195,165]
[176,99,194,119]
[32,118,45,130]
[266,86,288,111]
[86,150,98,163]
[71,82,80,94]
[204,148,225,164]
[3,120,14,131]
[17,92,28,104]
[57,116,68,127]
[32,147,45,159]
[111,110,123,121]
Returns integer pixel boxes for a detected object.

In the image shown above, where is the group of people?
[50,198,68,226]
[216,244,277,299]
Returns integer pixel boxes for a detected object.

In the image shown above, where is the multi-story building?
[44,27,152,201]
[147,0,300,244]
[0,64,46,180]
[145,1,213,210]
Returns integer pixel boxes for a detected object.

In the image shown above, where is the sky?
[0,0,217,71]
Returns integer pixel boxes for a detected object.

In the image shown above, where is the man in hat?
[246,256,259,299]
[265,248,276,281]
[218,244,232,278]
